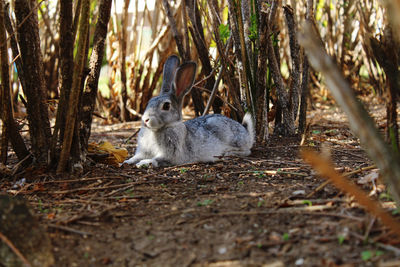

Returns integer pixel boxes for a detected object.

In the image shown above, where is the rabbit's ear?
[174,62,197,101]
[161,55,180,95]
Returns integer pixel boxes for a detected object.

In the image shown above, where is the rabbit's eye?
[162,102,171,111]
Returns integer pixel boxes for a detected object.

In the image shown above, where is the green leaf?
[282,233,290,241]
[249,14,258,41]
[337,235,345,245]
[376,250,384,256]
[302,200,313,206]
[219,23,230,43]
[379,192,393,201]
[361,250,373,261]
[197,199,214,207]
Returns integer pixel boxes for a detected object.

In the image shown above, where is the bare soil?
[2,100,400,267]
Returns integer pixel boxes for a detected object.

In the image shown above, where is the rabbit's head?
[142,55,197,130]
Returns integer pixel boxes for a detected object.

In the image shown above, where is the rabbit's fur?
[124,55,255,167]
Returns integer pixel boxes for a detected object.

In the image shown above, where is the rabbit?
[123,55,255,168]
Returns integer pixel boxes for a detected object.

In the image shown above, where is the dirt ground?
[2,99,400,267]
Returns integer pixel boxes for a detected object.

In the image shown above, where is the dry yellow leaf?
[88,141,128,166]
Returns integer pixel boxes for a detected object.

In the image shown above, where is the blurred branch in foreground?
[298,22,400,208]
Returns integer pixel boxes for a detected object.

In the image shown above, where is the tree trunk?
[14,0,51,163]
[186,0,222,115]
[0,0,29,164]
[298,0,313,135]
[80,0,112,151]
[57,0,90,173]
[284,5,301,122]
[369,28,400,152]
[267,22,295,136]
[118,0,130,122]
[51,0,74,165]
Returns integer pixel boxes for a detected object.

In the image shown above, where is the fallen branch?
[47,223,93,236]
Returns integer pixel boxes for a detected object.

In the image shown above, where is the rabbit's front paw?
[122,157,138,166]
[136,159,158,168]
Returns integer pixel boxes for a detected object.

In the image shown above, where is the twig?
[306,165,376,198]
[124,128,140,144]
[0,231,32,267]
[350,231,400,256]
[363,217,376,242]
[11,153,32,176]
[160,208,364,222]
[47,223,92,236]
[194,85,238,112]
[203,36,233,116]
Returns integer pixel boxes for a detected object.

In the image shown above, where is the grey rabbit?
[123,55,255,167]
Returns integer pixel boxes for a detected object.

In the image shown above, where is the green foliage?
[361,250,384,261]
[197,199,214,206]
[253,171,265,178]
[38,199,49,214]
[282,232,290,241]
[302,200,313,206]
[379,192,393,201]
[337,235,345,245]
[248,14,258,42]
[361,250,373,261]
[219,23,230,44]
[180,168,188,174]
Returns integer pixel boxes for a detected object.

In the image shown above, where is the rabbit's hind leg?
[223,148,251,157]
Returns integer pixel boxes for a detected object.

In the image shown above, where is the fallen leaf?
[88,141,128,166]
[33,183,45,192]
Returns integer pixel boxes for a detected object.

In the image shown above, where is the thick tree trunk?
[14,0,51,163]
[57,0,90,173]
[284,5,301,122]
[51,0,74,165]
[0,0,29,164]
[80,0,112,151]
[298,0,313,135]
[267,23,295,136]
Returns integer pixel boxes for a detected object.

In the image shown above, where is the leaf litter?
[1,100,400,267]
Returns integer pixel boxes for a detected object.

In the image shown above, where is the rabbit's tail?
[242,112,255,147]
